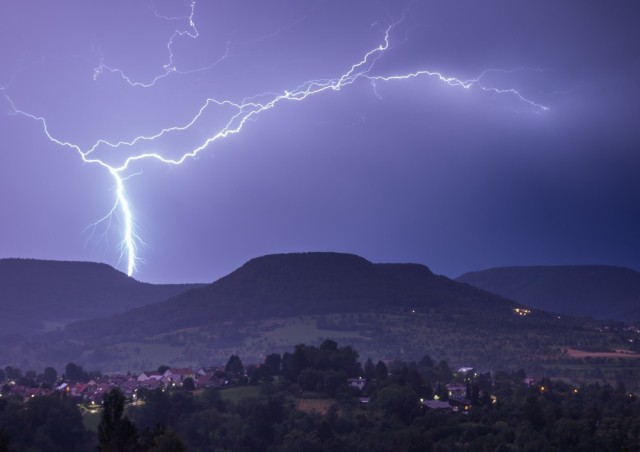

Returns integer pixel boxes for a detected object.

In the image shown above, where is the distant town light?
[513,308,531,316]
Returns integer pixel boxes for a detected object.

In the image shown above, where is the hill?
[457,265,640,321]
[63,252,518,341]
[0,258,202,335]
[21,252,580,372]
[7,254,640,388]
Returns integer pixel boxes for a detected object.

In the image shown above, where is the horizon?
[2,1,639,284]
[2,252,639,286]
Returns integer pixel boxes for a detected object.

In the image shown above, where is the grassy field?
[259,317,365,345]
[218,385,262,403]
[82,410,101,432]
[564,348,640,359]
[296,399,336,415]
[78,342,187,373]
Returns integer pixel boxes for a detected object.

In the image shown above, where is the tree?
[5,393,93,451]
[406,364,423,393]
[363,358,376,381]
[319,339,338,351]
[436,360,453,383]
[375,361,388,381]
[297,368,322,392]
[264,353,282,376]
[182,377,195,391]
[523,396,544,430]
[98,388,139,451]
[225,355,244,378]
[42,367,58,387]
[0,368,5,382]
[145,429,187,452]
[418,354,435,368]
[0,427,11,452]
[323,370,347,397]
[376,384,420,424]
[471,383,480,406]
[3,366,21,381]
[389,361,408,385]
[16,373,37,388]
[64,362,85,382]
[157,365,170,375]
[130,388,172,430]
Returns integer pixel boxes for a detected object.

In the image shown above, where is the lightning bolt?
[93,0,233,88]
[1,4,550,277]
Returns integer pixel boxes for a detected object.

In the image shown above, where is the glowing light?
[514,308,531,316]
[1,3,550,277]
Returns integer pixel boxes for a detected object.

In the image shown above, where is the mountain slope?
[9,254,626,374]
[64,252,518,341]
[457,265,640,320]
[0,258,202,335]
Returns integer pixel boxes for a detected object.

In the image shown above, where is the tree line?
[2,340,640,451]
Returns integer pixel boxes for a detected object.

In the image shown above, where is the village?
[1,359,515,416]
[2,365,224,405]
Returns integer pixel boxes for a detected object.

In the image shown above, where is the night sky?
[1,1,639,283]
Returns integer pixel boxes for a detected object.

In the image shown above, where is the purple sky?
[1,0,639,284]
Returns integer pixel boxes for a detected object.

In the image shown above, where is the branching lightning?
[93,0,232,88]
[1,2,550,277]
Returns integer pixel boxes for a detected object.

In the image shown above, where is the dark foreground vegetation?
[2,341,640,451]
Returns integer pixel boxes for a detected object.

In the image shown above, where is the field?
[82,410,101,432]
[218,385,262,403]
[564,348,640,359]
[296,399,336,416]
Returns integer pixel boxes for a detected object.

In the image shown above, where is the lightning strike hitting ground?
[1,4,549,277]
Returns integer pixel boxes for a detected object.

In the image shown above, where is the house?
[445,383,467,397]
[197,367,220,376]
[88,384,117,404]
[119,380,142,399]
[137,371,164,382]
[94,383,116,394]
[109,374,129,386]
[24,387,51,398]
[347,377,366,390]
[448,395,472,412]
[140,379,164,390]
[195,373,221,389]
[163,368,196,385]
[71,383,90,397]
[424,400,452,411]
